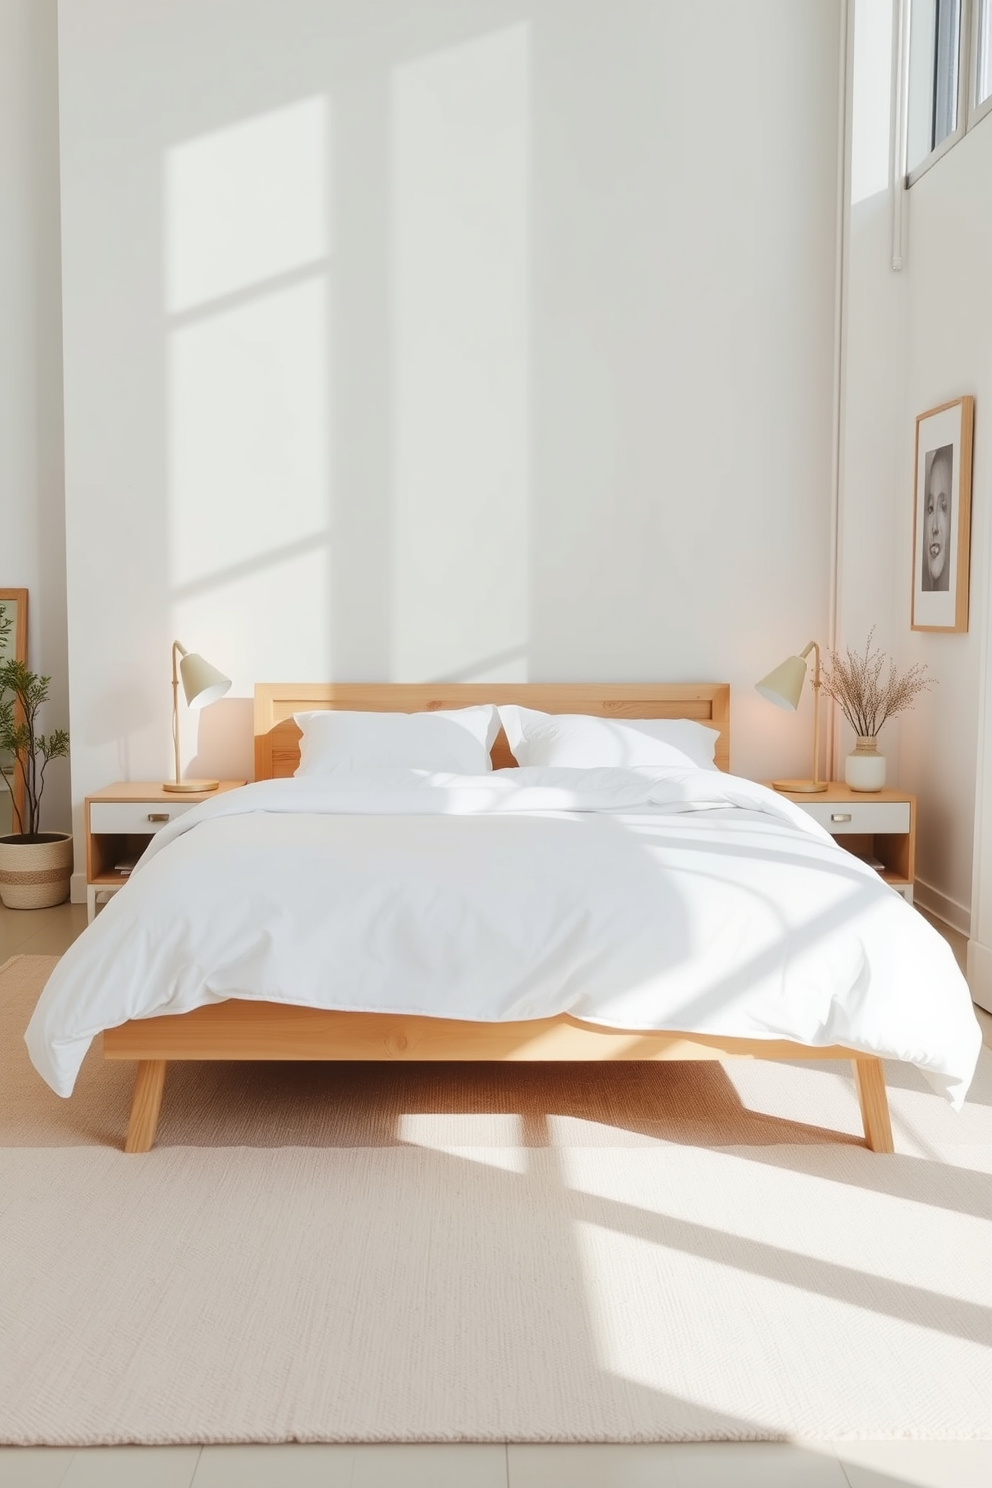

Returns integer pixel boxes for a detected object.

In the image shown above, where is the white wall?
[898,121,992,935]
[836,0,908,805]
[918,115,992,1000]
[0,0,70,834]
[58,0,843,878]
[840,0,992,939]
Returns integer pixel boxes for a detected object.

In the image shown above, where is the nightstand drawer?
[797,800,911,835]
[89,801,197,835]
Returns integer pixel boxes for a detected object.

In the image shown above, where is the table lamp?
[755,640,826,793]
[163,640,231,793]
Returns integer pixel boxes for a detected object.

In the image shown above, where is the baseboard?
[968,940,992,1013]
[913,878,970,937]
[70,872,86,905]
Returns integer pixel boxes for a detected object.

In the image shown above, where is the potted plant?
[0,657,71,908]
[821,630,933,792]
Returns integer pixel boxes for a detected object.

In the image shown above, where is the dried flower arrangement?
[821,629,933,740]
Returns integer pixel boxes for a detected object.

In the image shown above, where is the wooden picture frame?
[0,589,29,836]
[911,396,975,632]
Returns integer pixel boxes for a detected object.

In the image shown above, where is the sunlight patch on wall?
[851,0,894,205]
[164,94,332,723]
[167,277,329,591]
[390,25,529,683]
[165,96,329,314]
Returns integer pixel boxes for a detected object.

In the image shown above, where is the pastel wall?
[58,0,844,891]
[0,0,69,834]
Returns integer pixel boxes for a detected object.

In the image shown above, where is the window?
[976,0,992,110]
[907,0,962,174]
[904,0,991,181]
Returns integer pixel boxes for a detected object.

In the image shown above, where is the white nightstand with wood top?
[85,781,247,922]
[765,783,916,903]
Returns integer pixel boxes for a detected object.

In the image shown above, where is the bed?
[25,682,982,1153]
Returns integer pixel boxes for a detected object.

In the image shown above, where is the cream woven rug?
[2,953,991,1446]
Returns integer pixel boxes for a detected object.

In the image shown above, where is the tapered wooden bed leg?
[124,1060,167,1153]
[852,1057,894,1154]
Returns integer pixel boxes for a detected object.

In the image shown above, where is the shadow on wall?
[59,0,839,788]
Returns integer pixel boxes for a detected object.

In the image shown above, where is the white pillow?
[294,706,501,776]
[498,706,720,770]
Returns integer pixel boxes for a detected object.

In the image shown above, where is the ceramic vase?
[844,736,886,793]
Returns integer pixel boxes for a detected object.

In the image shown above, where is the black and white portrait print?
[921,443,953,593]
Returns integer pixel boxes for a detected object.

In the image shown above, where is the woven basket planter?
[0,832,73,910]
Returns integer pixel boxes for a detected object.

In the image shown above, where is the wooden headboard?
[253,683,731,779]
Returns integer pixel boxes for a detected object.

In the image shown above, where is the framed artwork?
[0,588,29,836]
[911,396,975,632]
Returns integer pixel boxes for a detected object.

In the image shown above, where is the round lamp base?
[162,779,220,793]
[771,778,828,794]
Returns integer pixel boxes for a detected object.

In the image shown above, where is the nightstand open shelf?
[85,781,246,922]
[764,783,916,903]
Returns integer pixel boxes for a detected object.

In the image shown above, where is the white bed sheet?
[25,768,982,1106]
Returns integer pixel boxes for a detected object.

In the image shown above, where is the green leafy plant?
[0,659,70,839]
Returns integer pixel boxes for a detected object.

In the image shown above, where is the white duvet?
[25,768,982,1106]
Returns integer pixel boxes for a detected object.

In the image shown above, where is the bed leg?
[124,1060,168,1153]
[852,1057,894,1154]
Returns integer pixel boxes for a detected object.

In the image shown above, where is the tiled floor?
[0,900,88,962]
[2,901,990,1487]
[3,1440,992,1488]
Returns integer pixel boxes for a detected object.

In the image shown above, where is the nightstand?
[84,781,247,922]
[765,783,916,903]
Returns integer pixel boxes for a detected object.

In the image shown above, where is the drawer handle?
[147,812,170,823]
[830,812,853,823]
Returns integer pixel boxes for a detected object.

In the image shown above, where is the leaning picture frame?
[911,396,975,633]
[0,588,29,835]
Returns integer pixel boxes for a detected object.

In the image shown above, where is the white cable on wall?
[891,0,911,269]
[827,0,853,782]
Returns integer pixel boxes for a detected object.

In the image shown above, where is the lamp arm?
[171,641,188,787]
[808,641,822,788]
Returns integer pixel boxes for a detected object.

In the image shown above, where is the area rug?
[2,953,991,1446]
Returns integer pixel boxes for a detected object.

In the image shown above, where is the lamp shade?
[178,652,231,710]
[755,654,808,711]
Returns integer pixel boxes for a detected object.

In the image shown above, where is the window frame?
[904,0,991,185]
[906,0,970,184]
[969,0,992,127]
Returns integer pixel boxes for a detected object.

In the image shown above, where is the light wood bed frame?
[104,682,893,1155]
